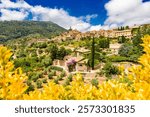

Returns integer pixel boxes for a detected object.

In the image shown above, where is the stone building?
[109,44,122,55]
[74,47,90,57]
[114,29,132,38]
[102,29,132,38]
[53,55,89,72]
[52,48,90,72]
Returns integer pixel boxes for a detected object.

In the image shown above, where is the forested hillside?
[0,21,66,43]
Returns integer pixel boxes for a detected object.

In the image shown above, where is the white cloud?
[0,0,102,32]
[80,14,98,23]
[0,0,31,9]
[30,6,102,32]
[30,6,93,32]
[0,9,28,21]
[104,0,150,27]
[89,25,102,31]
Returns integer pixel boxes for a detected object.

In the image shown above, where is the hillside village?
[51,25,139,42]
[49,25,141,83]
[1,22,149,89]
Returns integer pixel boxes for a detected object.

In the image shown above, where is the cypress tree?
[91,37,95,70]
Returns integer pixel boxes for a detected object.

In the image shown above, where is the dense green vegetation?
[0,21,66,43]
[4,38,72,91]
[118,24,150,62]
[118,36,129,43]
[102,62,120,78]
[12,42,71,73]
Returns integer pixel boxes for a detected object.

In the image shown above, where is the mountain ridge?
[0,20,66,43]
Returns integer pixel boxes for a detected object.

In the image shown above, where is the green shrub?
[129,54,139,63]
[38,72,43,78]
[56,47,68,60]
[118,36,127,43]
[25,84,35,93]
[38,42,47,48]
[57,76,63,81]
[36,80,43,88]
[63,79,70,86]
[39,49,43,54]
[43,69,48,75]
[42,79,47,83]
[98,38,110,48]
[47,66,51,72]
[36,62,44,67]
[31,52,37,57]
[26,80,32,86]
[28,73,33,80]
[50,66,63,71]
[42,57,52,67]
[119,43,133,57]
[14,58,31,68]
[54,78,59,84]
[108,56,129,62]
[91,78,99,87]
[68,74,73,82]
[48,73,53,79]
[60,71,66,77]
[52,70,56,76]
[119,77,133,87]
[103,62,120,77]
[31,74,39,82]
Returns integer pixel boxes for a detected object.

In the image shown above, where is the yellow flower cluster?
[0,46,28,99]
[0,35,150,100]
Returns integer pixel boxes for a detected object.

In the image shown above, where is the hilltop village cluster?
[50,26,139,82]
[51,27,136,42]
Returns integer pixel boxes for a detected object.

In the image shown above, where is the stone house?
[114,29,132,38]
[74,47,90,57]
[53,56,89,72]
[109,44,122,55]
[52,48,91,72]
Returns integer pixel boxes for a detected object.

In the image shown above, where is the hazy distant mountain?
[0,21,66,43]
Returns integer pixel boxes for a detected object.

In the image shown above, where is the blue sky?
[24,0,108,25]
[0,0,150,32]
